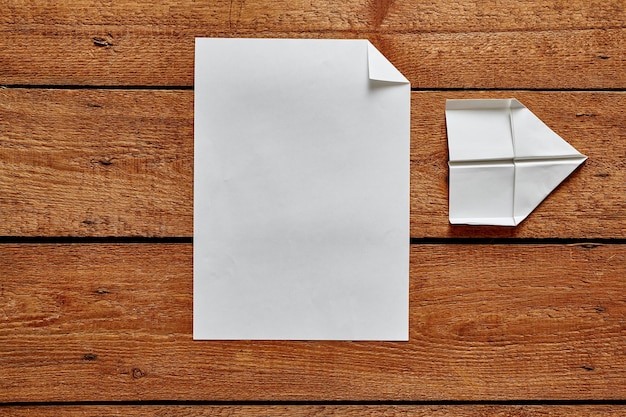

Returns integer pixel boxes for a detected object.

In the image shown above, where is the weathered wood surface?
[0,88,192,237]
[4,0,623,30]
[3,405,626,417]
[1,0,624,87]
[1,29,622,88]
[1,0,624,412]
[1,244,624,402]
[1,89,623,238]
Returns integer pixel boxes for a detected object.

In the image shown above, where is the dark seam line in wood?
[1,85,625,92]
[2,399,626,407]
[410,87,626,92]
[204,26,626,34]
[0,85,194,90]
[0,236,193,244]
[410,237,626,245]
[0,237,623,245]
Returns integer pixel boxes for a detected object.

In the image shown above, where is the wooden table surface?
[1,1,625,416]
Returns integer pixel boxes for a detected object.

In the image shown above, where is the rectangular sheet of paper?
[194,38,410,340]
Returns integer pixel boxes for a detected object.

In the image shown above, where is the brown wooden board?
[2,0,624,413]
[2,405,626,417]
[1,28,622,88]
[1,89,623,238]
[0,89,193,237]
[1,244,624,402]
[2,1,624,87]
[3,0,624,31]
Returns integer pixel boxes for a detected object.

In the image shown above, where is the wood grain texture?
[2,0,624,412]
[0,89,192,237]
[2,405,626,417]
[1,89,623,238]
[3,0,623,31]
[2,1,623,87]
[1,244,624,402]
[1,28,622,88]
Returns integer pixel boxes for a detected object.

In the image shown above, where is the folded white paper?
[446,99,586,226]
[194,38,410,340]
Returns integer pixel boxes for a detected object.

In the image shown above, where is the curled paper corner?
[446,98,587,226]
[366,41,409,84]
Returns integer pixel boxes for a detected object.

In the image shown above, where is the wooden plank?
[1,27,622,88]
[0,89,193,237]
[4,0,623,31]
[0,244,624,401]
[2,405,626,417]
[1,89,623,238]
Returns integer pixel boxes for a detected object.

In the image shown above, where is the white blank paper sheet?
[194,38,410,340]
